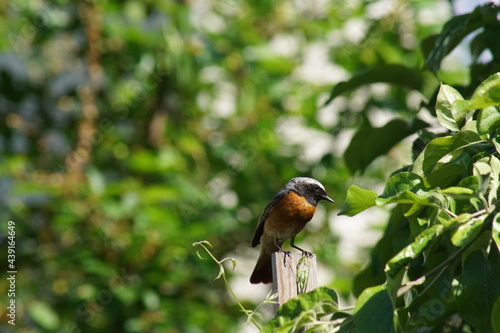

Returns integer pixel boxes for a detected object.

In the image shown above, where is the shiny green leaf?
[435,84,463,131]
[439,186,475,198]
[263,287,339,332]
[380,172,425,199]
[277,287,338,318]
[413,130,483,177]
[451,218,484,246]
[338,185,378,216]
[469,72,500,109]
[477,106,500,135]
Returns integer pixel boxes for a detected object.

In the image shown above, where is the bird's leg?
[290,237,313,258]
[275,239,291,267]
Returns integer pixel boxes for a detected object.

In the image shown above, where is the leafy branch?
[338,71,500,332]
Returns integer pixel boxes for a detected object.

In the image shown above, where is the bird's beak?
[322,195,335,203]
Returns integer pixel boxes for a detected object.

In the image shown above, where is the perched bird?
[250,177,334,284]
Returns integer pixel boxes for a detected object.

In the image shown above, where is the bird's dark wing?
[251,189,287,247]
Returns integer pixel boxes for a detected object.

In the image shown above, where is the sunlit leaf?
[379,172,425,199]
[451,218,484,246]
[473,161,492,176]
[413,130,483,177]
[439,186,475,198]
[494,214,500,254]
[440,213,472,228]
[477,106,500,135]
[277,287,338,318]
[469,72,500,109]
[435,84,463,131]
[263,288,339,332]
[338,185,378,216]
[378,190,429,206]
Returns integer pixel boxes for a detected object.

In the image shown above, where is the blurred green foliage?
[0,0,493,332]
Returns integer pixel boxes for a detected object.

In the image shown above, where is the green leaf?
[493,213,500,253]
[473,160,492,176]
[440,213,473,228]
[385,224,443,278]
[494,135,500,154]
[413,136,454,177]
[452,99,473,124]
[263,287,339,332]
[451,217,484,247]
[338,185,378,216]
[424,163,466,189]
[435,84,464,131]
[456,251,500,332]
[354,285,395,333]
[352,205,411,297]
[424,8,483,72]
[375,173,435,209]
[412,130,483,177]
[492,296,500,333]
[490,155,500,180]
[489,178,500,207]
[420,34,439,63]
[477,106,500,135]
[458,175,481,191]
[379,172,425,199]
[469,72,500,109]
[324,64,423,105]
[344,119,428,174]
[378,191,429,206]
[439,186,475,198]
[454,73,500,119]
[277,287,338,318]
[28,302,60,330]
[484,23,500,60]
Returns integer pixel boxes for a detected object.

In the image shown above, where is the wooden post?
[272,252,317,310]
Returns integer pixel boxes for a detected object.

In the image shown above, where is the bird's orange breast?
[263,191,316,242]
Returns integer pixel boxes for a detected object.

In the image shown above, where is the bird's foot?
[292,244,313,258]
[278,249,292,267]
[300,250,313,258]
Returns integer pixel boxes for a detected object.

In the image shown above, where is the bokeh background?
[0,0,490,332]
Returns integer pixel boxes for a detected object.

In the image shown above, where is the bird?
[250,177,334,284]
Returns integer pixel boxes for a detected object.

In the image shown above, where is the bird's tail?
[250,251,273,284]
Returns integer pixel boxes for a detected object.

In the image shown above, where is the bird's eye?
[314,185,320,191]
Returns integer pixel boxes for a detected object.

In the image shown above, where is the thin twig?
[192,240,263,330]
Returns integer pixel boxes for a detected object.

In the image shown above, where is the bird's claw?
[279,249,292,267]
[301,250,313,258]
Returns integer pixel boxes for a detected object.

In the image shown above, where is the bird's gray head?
[287,177,335,206]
